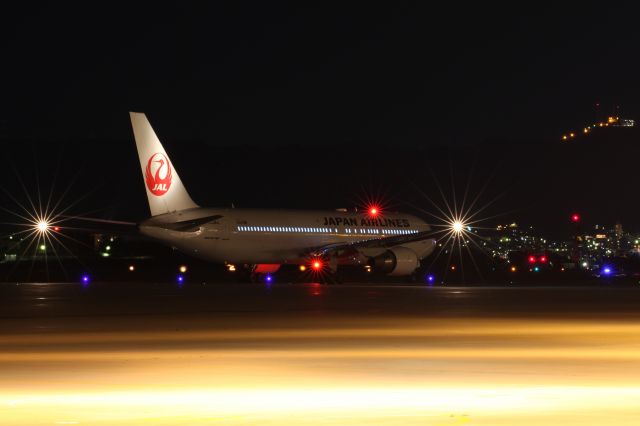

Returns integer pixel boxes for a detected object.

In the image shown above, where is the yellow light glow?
[129,265,135,272]
[228,264,236,272]
[179,265,188,273]
[511,266,517,272]
[562,135,568,140]
[5,319,640,425]
[299,265,306,272]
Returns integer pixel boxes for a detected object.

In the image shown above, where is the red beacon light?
[311,259,323,271]
[528,255,537,264]
[368,206,380,217]
[571,213,580,223]
[539,255,548,263]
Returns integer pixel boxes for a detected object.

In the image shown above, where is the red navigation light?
[368,205,380,217]
[571,213,580,223]
[53,226,60,232]
[528,255,537,264]
[540,255,548,263]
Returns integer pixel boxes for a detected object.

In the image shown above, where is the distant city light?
[582,261,589,268]
[510,266,517,272]
[560,114,632,141]
[179,265,188,273]
[528,256,536,264]
[39,244,46,251]
[128,265,135,272]
[427,274,435,283]
[299,265,307,272]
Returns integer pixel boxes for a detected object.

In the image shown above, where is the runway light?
[299,265,307,272]
[179,265,188,273]
[36,220,49,233]
[452,221,464,234]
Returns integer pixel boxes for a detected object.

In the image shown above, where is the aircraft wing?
[57,216,139,236]
[307,230,437,257]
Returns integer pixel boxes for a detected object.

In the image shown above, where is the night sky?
[1,3,639,238]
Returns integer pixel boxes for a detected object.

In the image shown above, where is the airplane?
[130,112,437,280]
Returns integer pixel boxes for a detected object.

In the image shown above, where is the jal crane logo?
[145,153,172,196]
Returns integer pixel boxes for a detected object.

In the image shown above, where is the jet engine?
[368,246,419,276]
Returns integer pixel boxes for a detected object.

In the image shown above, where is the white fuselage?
[139,208,431,265]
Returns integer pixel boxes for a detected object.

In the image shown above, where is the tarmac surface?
[2,281,640,425]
